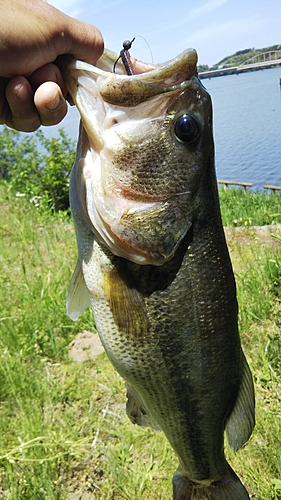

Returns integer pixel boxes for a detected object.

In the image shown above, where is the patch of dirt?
[224,225,281,270]
[66,490,95,500]
[224,225,281,249]
[68,330,104,363]
[64,460,106,500]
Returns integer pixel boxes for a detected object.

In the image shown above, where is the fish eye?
[174,114,200,143]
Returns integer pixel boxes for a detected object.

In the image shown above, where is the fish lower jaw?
[95,226,171,266]
[90,203,180,265]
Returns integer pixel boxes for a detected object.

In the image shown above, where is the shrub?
[0,126,76,212]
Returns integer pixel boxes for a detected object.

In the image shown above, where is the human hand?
[0,0,103,132]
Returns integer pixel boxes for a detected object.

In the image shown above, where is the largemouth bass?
[62,47,255,499]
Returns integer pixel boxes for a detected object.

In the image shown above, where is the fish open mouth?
[63,49,199,265]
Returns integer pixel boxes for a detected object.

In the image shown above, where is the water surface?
[204,67,281,190]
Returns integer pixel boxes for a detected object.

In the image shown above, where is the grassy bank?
[219,187,281,227]
[0,185,280,499]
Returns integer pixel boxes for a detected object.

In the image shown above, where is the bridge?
[199,50,281,79]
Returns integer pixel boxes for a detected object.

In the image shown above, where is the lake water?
[204,67,281,190]
[52,66,281,191]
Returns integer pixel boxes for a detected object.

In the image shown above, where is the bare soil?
[68,330,105,363]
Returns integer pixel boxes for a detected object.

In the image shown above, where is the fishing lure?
[113,38,135,75]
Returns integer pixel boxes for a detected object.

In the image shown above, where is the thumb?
[54,14,104,65]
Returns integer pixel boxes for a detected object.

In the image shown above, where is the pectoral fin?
[67,259,90,321]
[102,259,148,340]
[225,352,255,452]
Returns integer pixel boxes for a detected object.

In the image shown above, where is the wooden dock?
[218,180,281,193]
[218,180,253,192]
[263,184,281,193]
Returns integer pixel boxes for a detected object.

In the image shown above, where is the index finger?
[56,16,104,65]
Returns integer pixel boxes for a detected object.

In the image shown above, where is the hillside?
[197,43,281,73]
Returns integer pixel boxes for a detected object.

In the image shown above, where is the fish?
[61,47,255,499]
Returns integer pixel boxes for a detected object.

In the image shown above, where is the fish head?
[61,48,215,266]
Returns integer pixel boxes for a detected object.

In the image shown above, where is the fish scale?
[62,47,255,499]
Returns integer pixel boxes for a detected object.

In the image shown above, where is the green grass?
[0,185,280,499]
[219,187,281,227]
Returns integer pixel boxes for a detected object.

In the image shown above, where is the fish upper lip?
[62,49,198,109]
[104,48,198,85]
[66,47,198,88]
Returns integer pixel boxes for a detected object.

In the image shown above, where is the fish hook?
[113,38,135,75]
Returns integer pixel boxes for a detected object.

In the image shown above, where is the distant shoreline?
[199,61,281,79]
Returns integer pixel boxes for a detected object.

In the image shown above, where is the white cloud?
[89,0,126,14]
[183,15,267,46]
[142,0,230,40]
[48,0,127,19]
[48,0,80,14]
[180,15,269,65]
[188,0,230,20]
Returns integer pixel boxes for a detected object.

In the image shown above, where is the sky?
[49,0,281,67]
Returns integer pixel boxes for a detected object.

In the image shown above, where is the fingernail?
[46,92,61,111]
[14,83,30,102]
